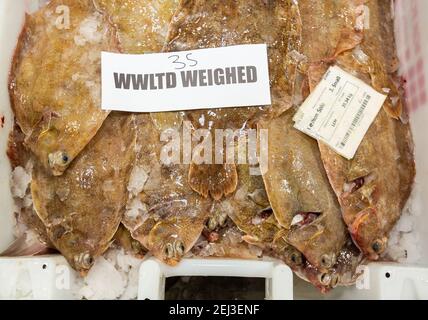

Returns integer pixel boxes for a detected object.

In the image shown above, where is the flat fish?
[316,69,415,259]
[260,0,364,271]
[9,0,119,176]
[31,113,136,274]
[225,164,305,268]
[219,163,360,290]
[300,0,365,96]
[362,0,399,74]
[93,0,202,266]
[259,110,347,271]
[226,165,280,245]
[298,0,365,64]
[122,114,213,266]
[304,0,415,259]
[164,0,302,200]
[93,0,179,54]
[93,0,183,134]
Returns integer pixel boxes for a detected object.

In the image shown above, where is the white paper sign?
[293,65,387,159]
[101,44,271,112]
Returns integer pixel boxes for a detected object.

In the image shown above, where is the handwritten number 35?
[168,53,198,70]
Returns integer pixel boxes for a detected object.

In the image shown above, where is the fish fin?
[369,68,403,120]
[0,232,54,257]
[332,29,364,59]
[242,235,262,246]
[188,163,238,200]
[382,87,403,120]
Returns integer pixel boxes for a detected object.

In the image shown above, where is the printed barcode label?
[293,66,386,159]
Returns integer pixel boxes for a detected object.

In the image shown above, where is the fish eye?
[330,274,340,288]
[81,253,94,269]
[48,151,70,168]
[371,239,385,253]
[320,253,336,268]
[319,273,331,286]
[290,252,303,266]
[175,241,185,256]
[164,243,174,258]
[62,153,69,164]
[206,217,217,231]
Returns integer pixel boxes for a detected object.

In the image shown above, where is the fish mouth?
[343,173,376,196]
[344,177,365,194]
[290,212,322,229]
[258,207,274,219]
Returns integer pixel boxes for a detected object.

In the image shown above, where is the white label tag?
[101,44,271,112]
[293,65,387,160]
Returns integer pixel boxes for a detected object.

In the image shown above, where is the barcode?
[340,95,371,147]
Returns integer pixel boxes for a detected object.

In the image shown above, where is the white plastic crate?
[1,0,428,300]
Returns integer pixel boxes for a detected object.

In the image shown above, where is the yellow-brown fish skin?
[9,0,119,176]
[93,0,184,170]
[362,0,399,74]
[258,0,365,270]
[259,110,347,271]
[226,164,306,269]
[122,114,212,266]
[226,165,281,246]
[96,1,206,266]
[93,0,179,54]
[164,0,302,200]
[302,0,415,259]
[32,113,136,274]
[227,162,359,290]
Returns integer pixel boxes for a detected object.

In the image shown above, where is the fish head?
[73,251,96,276]
[271,231,305,268]
[147,219,189,266]
[286,214,341,271]
[340,175,387,259]
[48,226,98,275]
[294,240,363,293]
[348,207,387,260]
[47,150,71,176]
